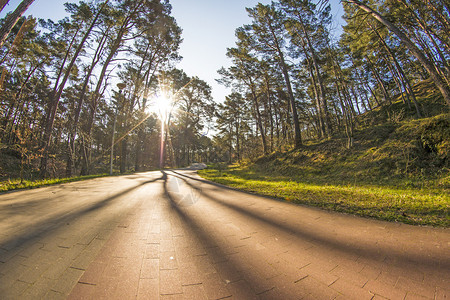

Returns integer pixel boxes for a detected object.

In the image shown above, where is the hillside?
[254,112,449,188]
[199,82,450,227]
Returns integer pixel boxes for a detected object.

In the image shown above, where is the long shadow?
[167,170,450,272]
[170,169,281,200]
[161,171,281,297]
[0,175,165,260]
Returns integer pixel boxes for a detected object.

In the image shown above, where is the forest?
[0,0,448,182]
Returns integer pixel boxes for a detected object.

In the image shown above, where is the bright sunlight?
[151,94,172,121]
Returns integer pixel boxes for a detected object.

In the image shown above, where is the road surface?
[0,170,449,299]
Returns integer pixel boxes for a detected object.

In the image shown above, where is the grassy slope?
[199,83,449,227]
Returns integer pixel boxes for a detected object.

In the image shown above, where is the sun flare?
[151,94,172,120]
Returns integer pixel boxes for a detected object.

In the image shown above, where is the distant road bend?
[0,169,449,299]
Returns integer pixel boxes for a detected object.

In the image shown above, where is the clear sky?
[170,0,344,102]
[1,0,344,102]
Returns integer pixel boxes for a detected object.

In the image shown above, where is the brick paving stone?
[395,276,436,299]
[17,242,45,258]
[244,274,275,295]
[249,260,282,281]
[4,274,32,295]
[404,292,432,300]
[329,278,374,300]
[110,270,140,299]
[188,254,217,276]
[364,278,408,300]
[373,271,399,287]
[269,273,311,298]
[44,289,66,300]
[77,261,107,284]
[18,262,52,284]
[330,264,369,288]
[160,239,176,252]
[159,293,184,300]
[201,272,232,299]
[358,264,383,281]
[160,269,183,295]
[178,262,204,286]
[67,282,98,300]
[226,279,258,299]
[76,230,98,246]
[423,270,449,289]
[20,248,55,267]
[1,279,31,299]
[257,287,285,300]
[436,286,450,300]
[140,258,159,279]
[276,250,312,270]
[50,267,84,295]
[136,278,159,300]
[182,284,208,299]
[21,277,57,299]
[71,250,100,271]
[41,257,70,280]
[0,248,24,265]
[159,251,178,270]
[144,243,160,259]
[295,275,341,299]
[214,260,244,284]
[1,170,448,299]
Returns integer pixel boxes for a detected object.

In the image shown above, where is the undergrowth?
[198,86,449,227]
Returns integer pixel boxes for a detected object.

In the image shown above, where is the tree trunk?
[66,31,108,177]
[356,67,381,107]
[368,22,412,109]
[81,30,126,175]
[120,136,127,174]
[0,0,9,13]
[399,0,450,77]
[80,0,146,173]
[235,119,240,162]
[279,53,302,148]
[365,55,391,106]
[306,57,324,138]
[39,29,79,177]
[0,0,34,49]
[348,0,450,107]
[1,62,38,140]
[265,16,302,148]
[251,90,267,154]
[299,24,331,137]
[41,5,105,177]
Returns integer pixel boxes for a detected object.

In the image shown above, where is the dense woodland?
[0,0,448,180]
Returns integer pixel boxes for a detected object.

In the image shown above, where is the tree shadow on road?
[167,170,449,275]
[161,170,280,298]
[0,175,165,262]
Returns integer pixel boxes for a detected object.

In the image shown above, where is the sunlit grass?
[198,167,449,227]
[0,174,109,193]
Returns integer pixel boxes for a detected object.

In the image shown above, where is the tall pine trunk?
[0,0,34,49]
[0,0,9,13]
[348,0,450,107]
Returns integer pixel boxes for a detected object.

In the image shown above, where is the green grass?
[0,173,109,193]
[198,166,449,227]
[198,103,449,228]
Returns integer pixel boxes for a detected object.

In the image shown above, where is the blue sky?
[1,0,344,102]
[170,0,344,102]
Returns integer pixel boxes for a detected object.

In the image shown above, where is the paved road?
[0,170,448,299]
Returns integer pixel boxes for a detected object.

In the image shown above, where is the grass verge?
[198,165,449,227]
[0,173,109,193]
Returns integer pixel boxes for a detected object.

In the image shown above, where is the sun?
[150,94,172,121]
